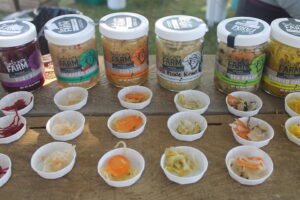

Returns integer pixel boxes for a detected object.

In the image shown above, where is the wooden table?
[0,55,299,200]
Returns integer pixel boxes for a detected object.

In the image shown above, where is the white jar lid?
[271,18,300,49]
[99,12,149,40]
[0,20,36,48]
[217,17,270,47]
[44,14,95,46]
[155,15,208,42]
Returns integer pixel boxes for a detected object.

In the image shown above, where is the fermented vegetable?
[155,15,208,91]
[164,147,196,177]
[262,18,300,97]
[112,115,143,132]
[286,97,300,114]
[214,17,270,93]
[227,95,257,111]
[230,156,266,179]
[123,92,148,103]
[177,93,203,110]
[176,119,201,135]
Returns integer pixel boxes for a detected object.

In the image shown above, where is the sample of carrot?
[236,157,264,169]
[227,95,242,107]
[124,92,147,103]
[114,115,143,132]
[232,119,250,140]
[106,155,130,177]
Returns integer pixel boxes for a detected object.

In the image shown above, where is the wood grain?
[0,114,299,200]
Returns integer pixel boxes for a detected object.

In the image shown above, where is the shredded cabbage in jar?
[176,119,201,135]
[164,147,196,177]
[177,94,203,110]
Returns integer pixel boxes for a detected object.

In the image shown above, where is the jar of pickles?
[214,17,270,94]
[44,14,99,89]
[0,20,45,92]
[155,15,208,91]
[99,12,149,87]
[262,18,300,97]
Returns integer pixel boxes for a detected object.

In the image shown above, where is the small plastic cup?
[167,111,208,141]
[160,146,208,184]
[226,91,262,117]
[230,117,274,148]
[31,142,76,179]
[97,147,145,187]
[0,115,26,144]
[285,92,300,117]
[107,109,147,139]
[54,87,88,111]
[0,91,34,116]
[118,85,153,110]
[0,153,12,187]
[284,116,300,146]
[174,90,210,114]
[225,145,273,186]
[46,110,85,141]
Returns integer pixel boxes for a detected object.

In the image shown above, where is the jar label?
[157,51,202,82]
[279,18,300,37]
[0,50,44,90]
[0,21,30,36]
[104,46,148,79]
[215,54,265,86]
[162,17,203,31]
[56,49,99,82]
[48,16,88,34]
[102,15,142,30]
[262,64,300,91]
[225,19,264,35]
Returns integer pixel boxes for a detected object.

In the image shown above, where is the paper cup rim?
[46,110,85,141]
[174,90,210,114]
[284,92,300,117]
[0,153,12,187]
[0,91,34,116]
[54,87,88,111]
[284,116,300,145]
[117,85,153,110]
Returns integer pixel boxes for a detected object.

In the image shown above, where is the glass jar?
[155,15,208,91]
[45,14,99,89]
[99,12,149,87]
[214,17,270,94]
[262,18,300,97]
[0,20,45,92]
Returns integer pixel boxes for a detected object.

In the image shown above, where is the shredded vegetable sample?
[101,155,137,181]
[41,146,75,172]
[123,92,148,103]
[230,156,266,179]
[0,166,8,178]
[176,119,201,135]
[288,124,300,138]
[230,118,267,141]
[164,147,196,177]
[2,97,33,111]
[0,111,24,138]
[51,118,78,136]
[113,115,143,132]
[287,97,300,114]
[177,94,203,110]
[61,93,84,106]
[227,95,257,111]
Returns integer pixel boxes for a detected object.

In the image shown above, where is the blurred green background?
[0,0,236,54]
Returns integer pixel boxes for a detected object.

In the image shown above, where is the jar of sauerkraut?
[0,20,45,92]
[214,17,270,94]
[262,18,300,97]
[45,14,99,89]
[99,12,149,87]
[155,15,208,91]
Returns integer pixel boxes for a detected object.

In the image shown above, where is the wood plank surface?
[0,114,299,200]
[0,55,284,117]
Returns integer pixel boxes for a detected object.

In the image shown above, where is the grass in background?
[0,0,236,55]
[58,0,219,54]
